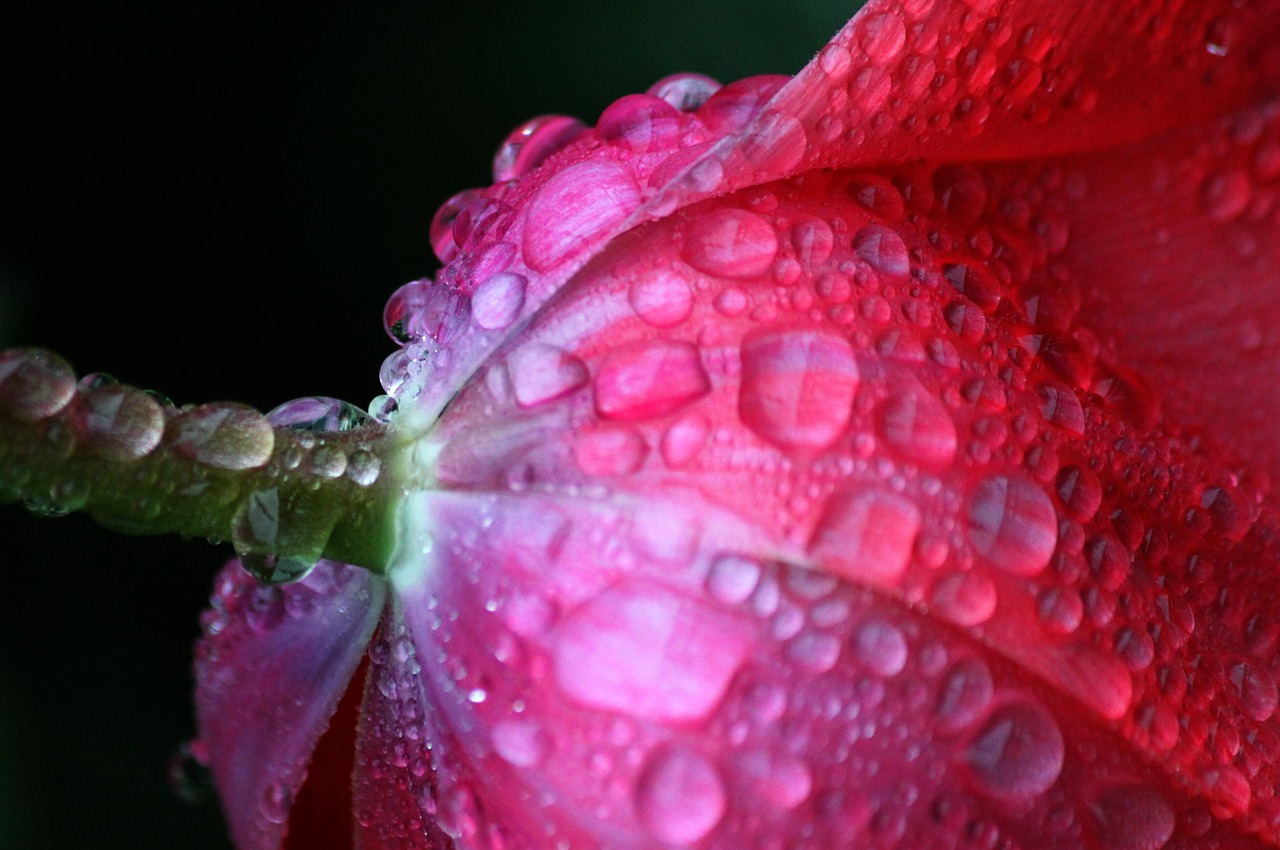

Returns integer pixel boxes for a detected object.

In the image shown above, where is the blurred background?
[0,1,852,846]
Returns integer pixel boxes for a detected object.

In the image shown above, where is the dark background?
[0,2,852,847]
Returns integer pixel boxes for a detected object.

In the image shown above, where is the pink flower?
[7,0,1280,848]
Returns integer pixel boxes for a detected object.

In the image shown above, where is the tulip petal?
[983,101,1280,493]
[646,0,1280,216]
[194,560,385,850]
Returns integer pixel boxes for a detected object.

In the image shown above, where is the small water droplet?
[629,269,694,328]
[853,618,908,676]
[491,114,585,183]
[260,781,292,825]
[492,719,551,767]
[935,656,994,733]
[648,72,721,111]
[1089,783,1175,850]
[507,342,589,408]
[0,348,76,421]
[471,272,527,331]
[705,554,762,605]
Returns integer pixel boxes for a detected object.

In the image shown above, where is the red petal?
[194,560,385,850]
[980,101,1280,493]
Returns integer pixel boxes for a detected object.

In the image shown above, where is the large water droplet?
[683,207,778,279]
[809,489,921,583]
[594,340,710,421]
[853,618,908,676]
[1089,783,1175,850]
[635,745,725,844]
[507,343,589,408]
[853,222,910,279]
[878,389,957,466]
[70,384,165,461]
[471,272,527,331]
[491,719,551,768]
[967,474,1057,576]
[523,161,641,272]
[267,396,369,433]
[598,93,681,154]
[935,656,994,733]
[629,269,694,328]
[857,12,907,61]
[0,348,75,421]
[739,327,858,451]
[647,72,722,111]
[491,114,585,183]
[167,403,274,470]
[966,698,1064,799]
[705,554,762,605]
[551,582,751,723]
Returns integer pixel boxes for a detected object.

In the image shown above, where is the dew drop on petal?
[70,385,165,461]
[259,780,292,825]
[930,571,997,626]
[935,656,994,733]
[598,93,681,154]
[635,745,725,845]
[809,489,921,584]
[573,425,647,476]
[966,698,1064,800]
[0,348,75,421]
[683,208,778,279]
[491,719,550,768]
[1200,168,1250,222]
[523,161,641,272]
[551,583,751,723]
[739,327,858,451]
[660,413,709,468]
[878,389,957,466]
[491,114,585,183]
[507,343,589,408]
[853,618,908,677]
[857,11,907,61]
[267,396,369,433]
[967,474,1057,576]
[705,554,762,605]
[595,340,710,421]
[471,272,527,331]
[647,72,722,111]
[629,269,693,328]
[1089,783,1175,850]
[853,223,910,279]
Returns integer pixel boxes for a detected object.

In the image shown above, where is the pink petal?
[194,560,384,850]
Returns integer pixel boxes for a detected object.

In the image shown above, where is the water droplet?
[1089,783,1175,850]
[629,269,693,328]
[853,618,908,676]
[933,164,988,224]
[740,751,813,810]
[346,450,381,486]
[935,656,994,733]
[492,719,550,767]
[240,553,318,586]
[551,582,751,722]
[1055,465,1101,521]
[660,413,709,468]
[857,12,907,62]
[967,474,1057,576]
[810,489,921,583]
[0,348,75,421]
[683,207,778,279]
[878,389,957,466]
[853,223,910,279]
[573,425,647,476]
[523,161,641,272]
[943,262,1001,312]
[788,631,841,672]
[1230,660,1278,722]
[791,217,835,268]
[966,698,1064,799]
[507,342,589,408]
[260,780,293,825]
[267,396,369,433]
[739,327,858,451]
[930,571,997,626]
[1200,169,1250,222]
[598,93,681,154]
[491,114,585,183]
[648,72,721,111]
[635,745,725,844]
[167,403,274,470]
[70,384,165,461]
[471,272,527,331]
[594,340,710,421]
[848,173,906,220]
[705,554,762,605]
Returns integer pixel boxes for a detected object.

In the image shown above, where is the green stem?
[0,348,403,576]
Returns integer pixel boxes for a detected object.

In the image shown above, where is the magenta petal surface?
[195,560,385,850]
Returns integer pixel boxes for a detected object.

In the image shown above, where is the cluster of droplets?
[0,348,389,585]
[404,117,1280,845]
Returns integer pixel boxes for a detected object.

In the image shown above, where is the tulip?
[6,0,1280,848]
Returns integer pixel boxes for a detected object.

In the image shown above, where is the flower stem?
[0,348,400,575]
